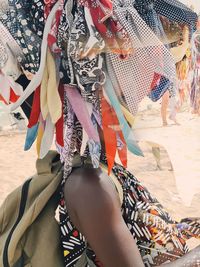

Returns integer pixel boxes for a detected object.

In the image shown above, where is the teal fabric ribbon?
[24,123,39,151]
[104,75,143,157]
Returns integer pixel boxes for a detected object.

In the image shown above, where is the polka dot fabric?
[106,0,176,115]
[0,0,45,73]
[106,0,197,115]
[0,39,7,68]
[155,0,198,29]
[0,22,22,55]
[148,77,171,102]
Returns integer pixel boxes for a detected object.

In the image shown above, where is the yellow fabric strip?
[36,122,44,157]
[120,104,135,126]
[46,48,62,124]
[40,48,62,123]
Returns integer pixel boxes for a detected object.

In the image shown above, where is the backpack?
[0,151,64,267]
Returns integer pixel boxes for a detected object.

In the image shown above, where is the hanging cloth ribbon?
[65,84,101,168]
[55,84,64,147]
[36,117,45,157]
[101,96,127,174]
[25,85,41,152]
[40,47,62,124]
[104,76,143,157]
[24,123,39,151]
[64,85,99,143]
[28,86,41,128]
[40,114,55,158]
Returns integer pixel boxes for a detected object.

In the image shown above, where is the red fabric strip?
[55,83,64,147]
[28,86,41,128]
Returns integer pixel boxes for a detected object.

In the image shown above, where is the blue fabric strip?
[104,76,143,157]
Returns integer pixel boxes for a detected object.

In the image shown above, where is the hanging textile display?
[0,0,197,175]
[0,1,199,267]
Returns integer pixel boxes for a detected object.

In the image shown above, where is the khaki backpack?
[0,151,64,267]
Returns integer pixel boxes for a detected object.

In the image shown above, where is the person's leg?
[169,95,180,125]
[161,90,170,126]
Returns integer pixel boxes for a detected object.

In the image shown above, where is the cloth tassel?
[28,86,41,128]
[24,123,39,151]
[65,85,99,143]
[80,129,89,156]
[102,97,127,173]
[104,77,143,157]
[103,126,117,174]
[117,131,127,168]
[55,84,64,147]
[46,48,62,124]
[40,48,62,123]
[39,114,55,159]
[36,119,45,157]
[40,55,49,120]
[120,104,135,127]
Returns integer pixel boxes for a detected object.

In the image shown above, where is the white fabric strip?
[39,114,55,159]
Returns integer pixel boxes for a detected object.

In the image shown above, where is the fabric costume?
[0,0,199,267]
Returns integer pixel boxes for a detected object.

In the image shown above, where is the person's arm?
[64,167,144,267]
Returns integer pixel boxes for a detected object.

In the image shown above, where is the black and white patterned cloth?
[0,0,45,73]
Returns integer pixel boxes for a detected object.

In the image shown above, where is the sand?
[0,132,37,204]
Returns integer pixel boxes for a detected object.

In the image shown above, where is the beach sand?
[0,132,36,205]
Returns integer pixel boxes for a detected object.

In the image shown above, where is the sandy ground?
[0,132,37,205]
[134,98,200,208]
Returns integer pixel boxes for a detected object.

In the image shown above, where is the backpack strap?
[36,150,61,175]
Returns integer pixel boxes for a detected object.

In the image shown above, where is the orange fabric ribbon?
[0,88,20,104]
[101,97,127,174]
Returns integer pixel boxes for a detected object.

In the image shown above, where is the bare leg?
[169,96,180,125]
[161,90,170,126]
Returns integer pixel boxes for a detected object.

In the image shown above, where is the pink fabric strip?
[64,84,99,142]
